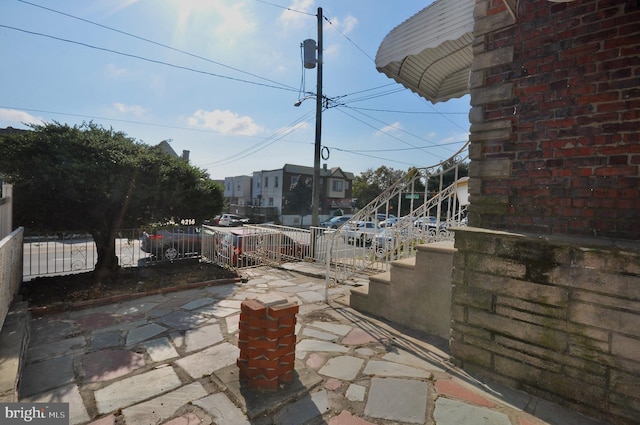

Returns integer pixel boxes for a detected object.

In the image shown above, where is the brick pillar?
[237,296,298,390]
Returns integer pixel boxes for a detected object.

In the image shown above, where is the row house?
[225,163,355,225]
[223,175,252,206]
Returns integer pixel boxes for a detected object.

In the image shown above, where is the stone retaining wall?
[451,227,640,424]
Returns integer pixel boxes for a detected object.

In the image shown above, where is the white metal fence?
[202,224,311,269]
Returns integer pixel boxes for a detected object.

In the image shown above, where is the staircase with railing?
[321,143,469,336]
[322,142,469,283]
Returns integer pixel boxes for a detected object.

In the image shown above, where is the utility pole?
[312,6,323,227]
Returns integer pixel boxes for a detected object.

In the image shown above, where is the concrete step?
[350,271,392,318]
[350,241,456,339]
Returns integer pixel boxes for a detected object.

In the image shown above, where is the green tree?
[426,160,469,194]
[352,166,405,209]
[0,122,224,277]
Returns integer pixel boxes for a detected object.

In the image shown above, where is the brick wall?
[451,227,640,424]
[468,0,640,240]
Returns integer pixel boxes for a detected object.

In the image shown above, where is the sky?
[0,0,471,181]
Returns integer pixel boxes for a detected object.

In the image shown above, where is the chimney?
[182,150,190,162]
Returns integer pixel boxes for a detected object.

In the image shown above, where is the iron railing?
[22,226,201,280]
[323,142,470,283]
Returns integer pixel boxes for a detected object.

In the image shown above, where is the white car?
[218,214,248,227]
[344,221,383,245]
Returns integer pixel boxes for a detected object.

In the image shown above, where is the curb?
[28,276,244,316]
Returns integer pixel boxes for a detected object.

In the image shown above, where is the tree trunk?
[92,229,120,279]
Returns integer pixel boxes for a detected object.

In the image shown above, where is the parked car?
[375,213,396,222]
[218,214,249,227]
[379,217,398,227]
[217,228,309,266]
[205,215,222,226]
[343,221,383,245]
[141,226,201,260]
[319,215,353,229]
[414,216,439,232]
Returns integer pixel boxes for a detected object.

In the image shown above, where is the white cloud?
[174,0,256,49]
[278,0,315,30]
[112,103,147,118]
[0,108,43,125]
[279,121,309,135]
[105,63,128,78]
[212,2,256,46]
[187,109,263,136]
[376,122,403,137]
[324,44,339,58]
[326,14,358,35]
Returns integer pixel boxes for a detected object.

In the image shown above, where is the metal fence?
[22,226,200,280]
[202,224,311,269]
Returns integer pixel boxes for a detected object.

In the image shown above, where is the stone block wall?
[451,227,640,424]
[468,0,640,240]
[237,297,298,390]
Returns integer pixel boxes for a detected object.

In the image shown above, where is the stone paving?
[19,263,611,425]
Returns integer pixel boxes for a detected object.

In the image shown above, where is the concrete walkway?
[20,263,610,425]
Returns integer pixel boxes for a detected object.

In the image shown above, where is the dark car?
[319,215,353,229]
[141,226,201,260]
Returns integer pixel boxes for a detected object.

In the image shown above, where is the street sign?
[404,194,420,199]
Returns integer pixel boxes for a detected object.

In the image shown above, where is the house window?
[332,180,344,192]
[265,177,269,187]
[268,197,274,206]
[290,175,299,188]
[275,176,279,188]
[237,183,241,191]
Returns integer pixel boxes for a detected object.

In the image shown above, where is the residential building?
[374,0,640,423]
[224,163,355,225]
[157,140,190,162]
[223,175,252,207]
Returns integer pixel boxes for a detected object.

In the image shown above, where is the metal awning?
[375,0,475,103]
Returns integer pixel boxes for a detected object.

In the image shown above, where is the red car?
[216,228,309,267]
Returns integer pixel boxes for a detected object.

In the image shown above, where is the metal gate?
[202,224,311,269]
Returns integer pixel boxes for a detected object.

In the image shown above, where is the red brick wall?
[469,0,640,239]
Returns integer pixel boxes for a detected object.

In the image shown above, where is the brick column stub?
[237,295,299,390]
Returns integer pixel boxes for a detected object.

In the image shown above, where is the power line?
[336,105,461,155]
[340,87,407,104]
[322,14,374,62]
[17,0,297,91]
[339,83,397,98]
[348,106,468,115]
[343,140,468,153]
[253,0,316,16]
[0,105,311,145]
[197,111,316,168]
[0,24,298,93]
